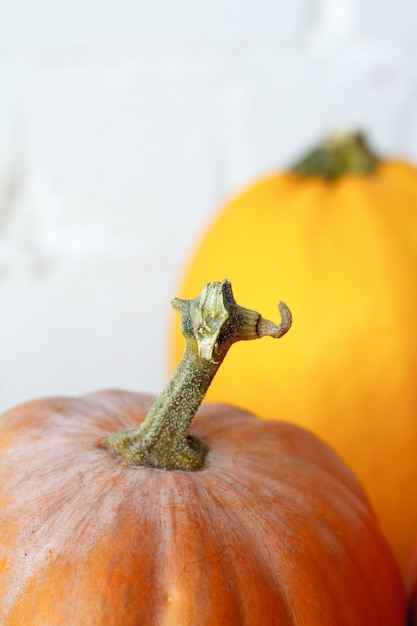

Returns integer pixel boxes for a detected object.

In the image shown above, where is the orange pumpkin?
[0,281,406,624]
[171,134,417,576]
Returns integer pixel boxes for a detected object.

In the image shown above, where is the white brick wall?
[1,0,417,410]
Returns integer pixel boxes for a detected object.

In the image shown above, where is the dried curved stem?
[103,280,292,471]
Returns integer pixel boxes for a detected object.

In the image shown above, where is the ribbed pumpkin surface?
[0,390,406,625]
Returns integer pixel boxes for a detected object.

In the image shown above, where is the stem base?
[103,430,208,471]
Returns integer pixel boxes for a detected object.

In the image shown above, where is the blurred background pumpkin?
[170,133,417,577]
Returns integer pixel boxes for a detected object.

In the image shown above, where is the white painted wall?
[2,0,417,410]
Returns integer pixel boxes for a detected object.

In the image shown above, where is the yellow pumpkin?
[171,133,417,577]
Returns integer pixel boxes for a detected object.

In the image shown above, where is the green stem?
[102,279,292,471]
[292,132,379,180]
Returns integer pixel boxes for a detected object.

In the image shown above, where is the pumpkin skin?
[171,158,417,576]
[407,542,417,624]
[0,390,406,625]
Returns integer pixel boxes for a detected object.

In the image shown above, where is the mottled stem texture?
[103,279,292,471]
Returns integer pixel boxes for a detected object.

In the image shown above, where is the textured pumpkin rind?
[171,160,417,576]
[0,391,406,625]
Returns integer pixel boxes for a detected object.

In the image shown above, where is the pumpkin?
[171,133,417,576]
[0,281,406,625]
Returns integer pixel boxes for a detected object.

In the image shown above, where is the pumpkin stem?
[102,280,291,471]
[291,132,379,180]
